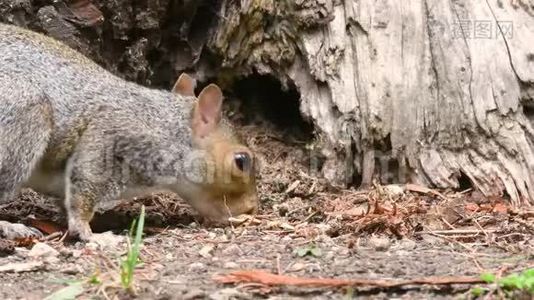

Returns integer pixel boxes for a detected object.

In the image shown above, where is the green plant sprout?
[471,268,534,298]
[120,205,146,291]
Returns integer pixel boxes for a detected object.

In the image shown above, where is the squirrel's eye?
[234,152,251,172]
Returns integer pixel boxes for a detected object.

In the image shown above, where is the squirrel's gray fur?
[0,23,258,240]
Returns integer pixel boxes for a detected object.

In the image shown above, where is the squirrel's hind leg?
[0,82,52,239]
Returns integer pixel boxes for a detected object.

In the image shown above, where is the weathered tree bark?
[1,0,533,206]
[205,0,534,207]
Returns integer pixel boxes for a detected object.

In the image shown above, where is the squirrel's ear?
[192,84,223,138]
[172,73,196,97]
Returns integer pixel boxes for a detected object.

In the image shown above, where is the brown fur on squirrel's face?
[173,74,259,223]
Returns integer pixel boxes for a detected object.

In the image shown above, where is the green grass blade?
[121,205,146,290]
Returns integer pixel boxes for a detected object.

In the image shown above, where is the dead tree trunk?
[203,0,534,206]
[2,0,533,206]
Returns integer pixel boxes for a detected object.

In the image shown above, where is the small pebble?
[183,289,206,300]
[188,222,198,228]
[398,238,417,250]
[61,264,82,275]
[87,232,124,250]
[188,262,206,272]
[221,244,241,256]
[14,247,29,258]
[71,249,82,258]
[199,244,215,258]
[287,262,307,272]
[223,262,239,269]
[28,242,59,258]
[44,256,60,265]
[384,184,405,196]
[281,236,292,243]
[368,236,391,251]
[85,242,99,251]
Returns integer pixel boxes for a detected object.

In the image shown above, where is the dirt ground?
[0,120,533,300]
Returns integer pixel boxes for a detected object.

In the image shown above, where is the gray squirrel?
[0,23,258,241]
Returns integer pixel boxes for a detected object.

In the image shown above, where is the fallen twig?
[414,229,497,235]
[42,231,63,242]
[214,269,484,289]
[0,261,45,273]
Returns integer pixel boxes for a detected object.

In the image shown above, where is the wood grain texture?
[207,0,534,205]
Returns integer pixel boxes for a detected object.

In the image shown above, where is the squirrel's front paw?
[67,218,93,242]
[0,221,43,240]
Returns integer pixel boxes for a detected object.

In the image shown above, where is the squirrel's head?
[171,73,259,223]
